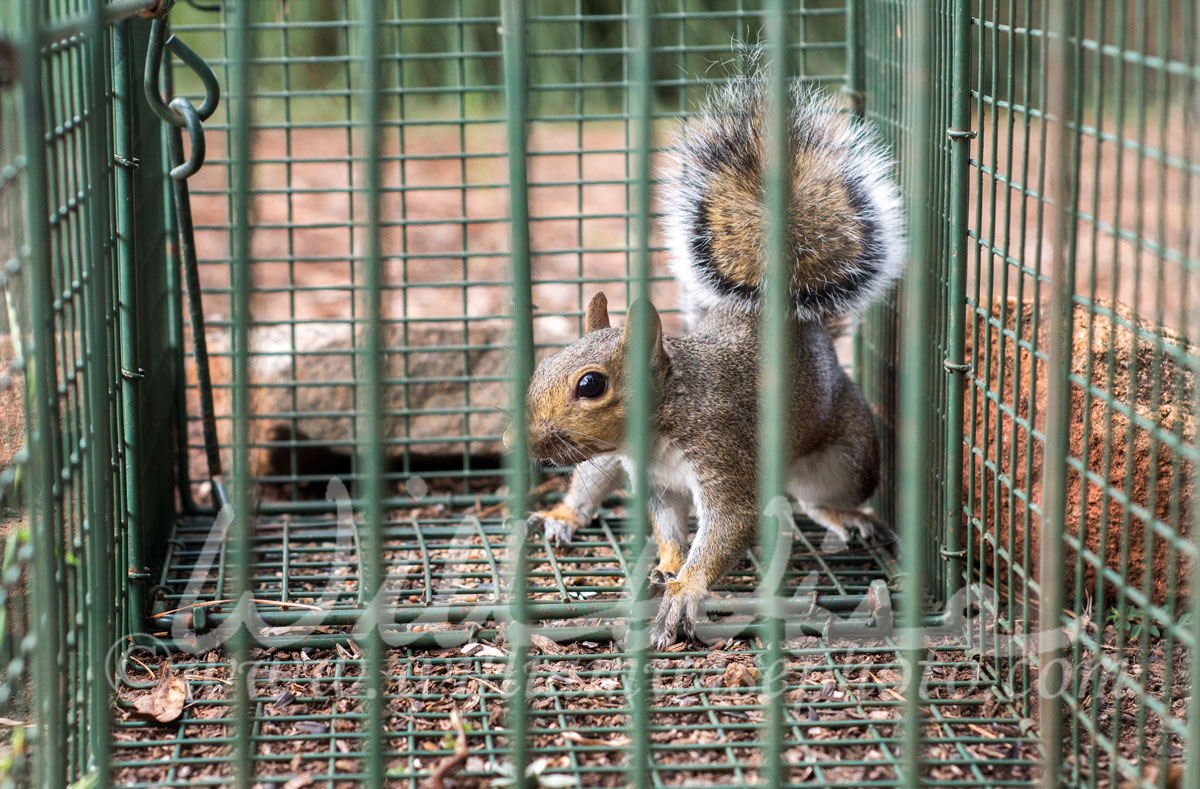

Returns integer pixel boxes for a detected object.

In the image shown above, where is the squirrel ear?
[621,299,667,367]
[584,291,610,333]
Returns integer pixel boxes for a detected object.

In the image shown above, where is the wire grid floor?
[111,643,1039,787]
[112,510,1041,787]
[154,510,898,620]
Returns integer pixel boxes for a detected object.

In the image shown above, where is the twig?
[967,723,1001,740]
[151,598,325,619]
[428,708,469,789]
[127,654,156,678]
[472,676,505,695]
[183,673,234,686]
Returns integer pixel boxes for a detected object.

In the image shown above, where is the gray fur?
[661,67,906,327]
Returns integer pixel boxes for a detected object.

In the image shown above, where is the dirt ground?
[111,637,1042,788]
[186,123,685,331]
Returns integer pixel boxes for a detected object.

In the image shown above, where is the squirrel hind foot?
[649,579,705,650]
[806,507,897,554]
[649,568,678,595]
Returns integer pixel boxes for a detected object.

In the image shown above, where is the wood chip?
[529,634,564,655]
[562,731,631,748]
[132,664,187,724]
[722,663,761,688]
[281,774,313,789]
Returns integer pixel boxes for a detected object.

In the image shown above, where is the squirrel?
[516,71,905,649]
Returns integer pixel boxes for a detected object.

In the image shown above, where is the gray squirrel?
[514,72,905,649]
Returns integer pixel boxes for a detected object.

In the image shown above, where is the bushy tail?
[662,70,905,326]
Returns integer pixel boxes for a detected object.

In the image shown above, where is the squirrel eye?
[574,371,608,399]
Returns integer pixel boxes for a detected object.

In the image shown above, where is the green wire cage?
[0,0,1197,787]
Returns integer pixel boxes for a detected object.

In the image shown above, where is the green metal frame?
[0,1,1197,787]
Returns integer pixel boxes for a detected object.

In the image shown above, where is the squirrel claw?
[540,517,575,546]
[649,568,677,593]
[529,504,584,547]
[649,582,704,651]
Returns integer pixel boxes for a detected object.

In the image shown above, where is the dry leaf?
[132,664,186,723]
[562,731,631,748]
[722,663,761,688]
[529,634,564,655]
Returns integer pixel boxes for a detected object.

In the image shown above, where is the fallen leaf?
[132,664,186,723]
[529,634,564,655]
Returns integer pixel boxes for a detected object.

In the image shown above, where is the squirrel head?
[511,291,668,466]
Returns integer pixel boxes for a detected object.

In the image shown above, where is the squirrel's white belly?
[619,440,702,503]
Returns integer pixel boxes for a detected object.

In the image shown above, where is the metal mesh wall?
[0,1,1197,787]
[162,1,854,513]
[1,3,125,785]
[960,2,1199,786]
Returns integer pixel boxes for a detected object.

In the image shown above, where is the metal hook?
[144,18,220,127]
[168,34,220,120]
[168,97,206,180]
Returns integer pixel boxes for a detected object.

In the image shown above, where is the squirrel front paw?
[649,576,706,650]
[528,503,585,546]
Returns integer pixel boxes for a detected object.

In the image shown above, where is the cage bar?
[0,2,1197,787]
[623,0,653,785]
[757,1,791,785]
[500,0,534,783]
[228,0,255,785]
[898,2,935,787]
